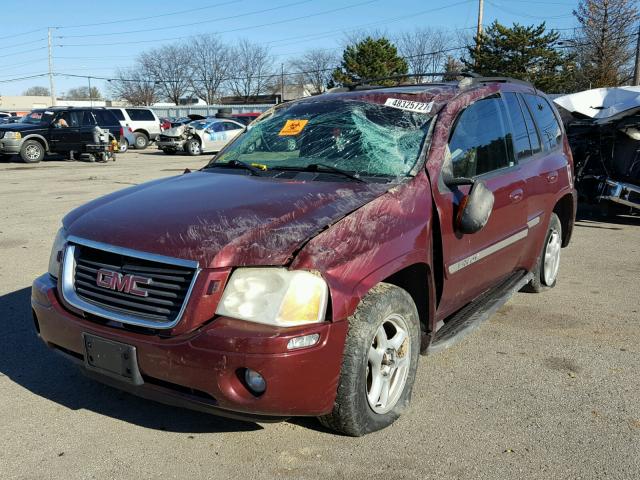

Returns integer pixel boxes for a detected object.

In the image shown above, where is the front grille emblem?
[96,268,152,297]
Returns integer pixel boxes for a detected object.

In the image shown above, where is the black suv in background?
[0,107,122,163]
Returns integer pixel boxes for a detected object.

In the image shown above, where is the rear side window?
[518,94,541,155]
[503,92,534,160]
[93,110,119,126]
[110,109,125,121]
[126,109,155,121]
[222,122,242,131]
[448,96,513,178]
[82,111,97,126]
[522,94,562,151]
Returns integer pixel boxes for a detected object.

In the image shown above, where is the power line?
[0,28,43,41]
[57,0,380,47]
[0,74,48,84]
[1,37,47,49]
[0,47,47,59]
[57,0,314,39]
[55,0,242,29]
[264,1,475,47]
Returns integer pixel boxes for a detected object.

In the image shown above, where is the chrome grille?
[61,238,198,329]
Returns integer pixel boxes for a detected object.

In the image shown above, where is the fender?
[291,171,436,327]
[21,134,50,152]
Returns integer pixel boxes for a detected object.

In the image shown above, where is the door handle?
[546,171,558,183]
[509,188,524,202]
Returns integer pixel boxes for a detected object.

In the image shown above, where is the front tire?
[185,138,201,156]
[133,132,149,150]
[20,140,45,163]
[523,212,562,293]
[319,283,420,436]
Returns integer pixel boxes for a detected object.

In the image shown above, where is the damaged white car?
[554,87,640,214]
[156,117,245,155]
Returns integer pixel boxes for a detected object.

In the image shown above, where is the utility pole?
[47,27,57,106]
[280,63,285,103]
[633,24,640,86]
[476,0,484,48]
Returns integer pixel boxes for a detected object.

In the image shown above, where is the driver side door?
[431,94,528,320]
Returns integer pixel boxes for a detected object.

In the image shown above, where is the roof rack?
[469,76,535,89]
[337,72,480,91]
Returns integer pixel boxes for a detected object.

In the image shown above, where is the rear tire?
[20,140,45,163]
[522,212,562,293]
[318,283,420,436]
[133,132,149,150]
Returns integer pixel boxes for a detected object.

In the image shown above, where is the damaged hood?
[63,171,388,268]
[161,124,188,137]
[554,86,640,124]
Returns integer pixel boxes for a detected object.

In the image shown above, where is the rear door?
[432,94,528,319]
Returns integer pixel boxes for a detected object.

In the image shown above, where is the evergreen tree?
[333,37,408,86]
[463,21,575,93]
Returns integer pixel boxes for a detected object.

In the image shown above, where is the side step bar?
[426,271,533,355]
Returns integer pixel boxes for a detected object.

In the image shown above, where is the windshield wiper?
[206,159,263,176]
[272,163,365,183]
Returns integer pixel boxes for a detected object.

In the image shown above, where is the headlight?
[216,268,328,327]
[4,131,21,139]
[48,228,67,278]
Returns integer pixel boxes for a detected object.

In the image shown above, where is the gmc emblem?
[95,268,152,297]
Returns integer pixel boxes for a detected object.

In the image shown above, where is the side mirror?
[456,181,494,234]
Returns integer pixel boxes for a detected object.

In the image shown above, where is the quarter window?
[447,96,514,178]
[522,94,562,151]
[110,109,125,121]
[125,109,155,121]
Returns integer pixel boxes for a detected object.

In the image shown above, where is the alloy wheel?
[366,313,411,414]
[543,229,561,285]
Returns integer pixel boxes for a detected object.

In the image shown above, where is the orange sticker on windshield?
[279,119,308,136]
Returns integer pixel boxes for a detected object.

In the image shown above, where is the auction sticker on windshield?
[279,119,309,136]
[384,98,433,114]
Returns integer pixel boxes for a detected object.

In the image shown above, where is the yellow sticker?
[279,119,308,136]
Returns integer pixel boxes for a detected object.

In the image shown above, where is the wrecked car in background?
[554,87,640,214]
[156,115,245,156]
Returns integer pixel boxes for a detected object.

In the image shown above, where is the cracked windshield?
[211,99,433,178]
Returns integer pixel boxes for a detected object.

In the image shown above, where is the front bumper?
[599,178,640,211]
[31,274,347,419]
[156,138,185,150]
[0,138,22,154]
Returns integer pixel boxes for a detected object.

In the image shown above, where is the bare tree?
[396,28,454,81]
[140,44,192,104]
[64,86,102,100]
[573,0,639,87]
[288,49,337,94]
[109,67,159,106]
[23,86,50,96]
[189,34,232,104]
[229,39,274,99]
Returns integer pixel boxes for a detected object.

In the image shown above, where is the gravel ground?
[0,151,639,480]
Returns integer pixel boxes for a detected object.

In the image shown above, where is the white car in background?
[156,118,245,155]
[107,107,161,150]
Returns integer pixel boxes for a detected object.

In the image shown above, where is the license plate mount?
[82,333,143,385]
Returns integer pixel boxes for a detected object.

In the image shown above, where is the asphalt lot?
[0,150,639,480]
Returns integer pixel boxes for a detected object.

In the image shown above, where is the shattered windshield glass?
[208,99,432,178]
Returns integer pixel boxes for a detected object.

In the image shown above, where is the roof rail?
[342,72,480,90]
[469,76,536,89]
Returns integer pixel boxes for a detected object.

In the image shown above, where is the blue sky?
[0,0,579,97]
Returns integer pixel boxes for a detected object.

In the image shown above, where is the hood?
[554,86,640,124]
[161,124,187,137]
[63,171,389,268]
[0,122,41,132]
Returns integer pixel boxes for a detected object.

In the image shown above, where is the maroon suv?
[32,76,576,436]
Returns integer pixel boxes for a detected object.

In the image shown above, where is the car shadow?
[0,286,261,433]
